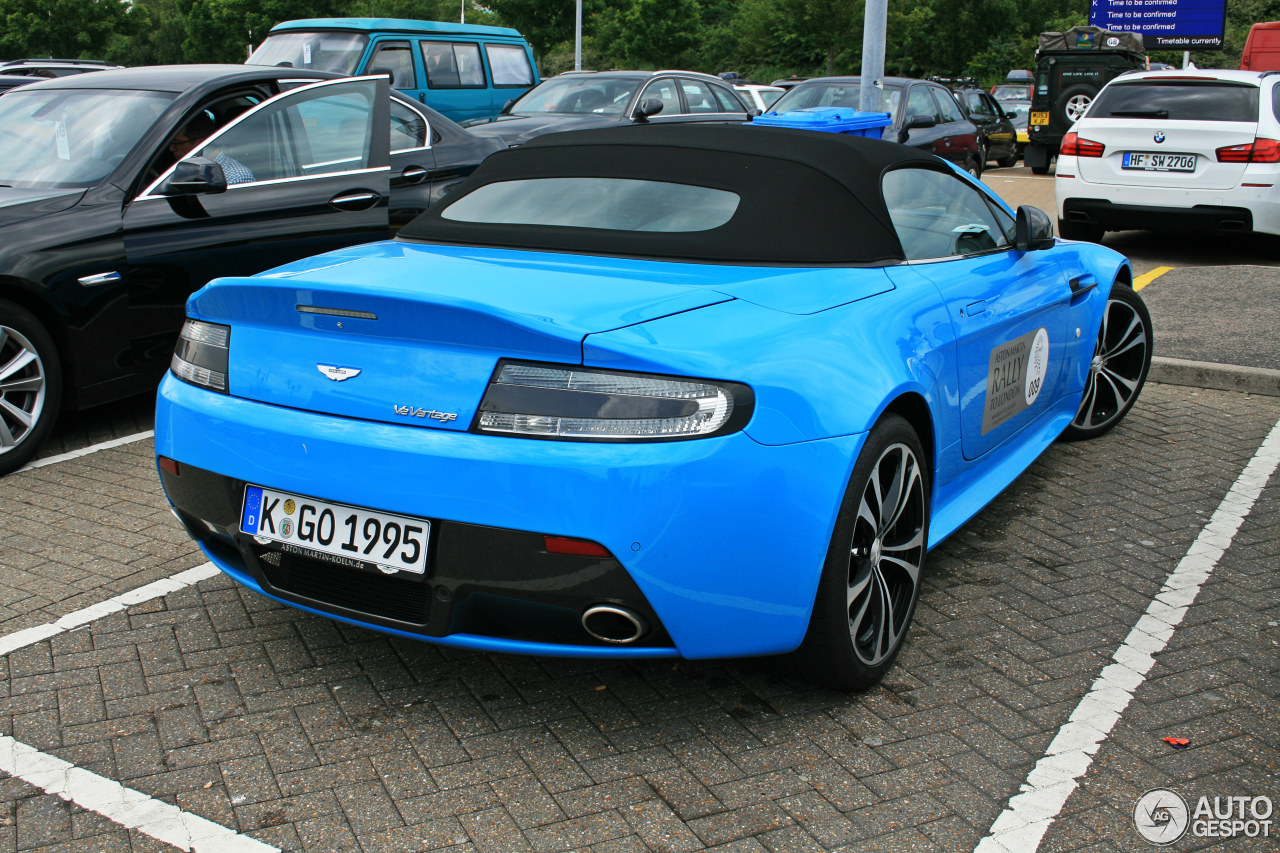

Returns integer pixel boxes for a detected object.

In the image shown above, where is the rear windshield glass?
[1089,82,1259,121]
[441,177,740,232]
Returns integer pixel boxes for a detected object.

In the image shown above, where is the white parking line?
[975,415,1280,853]
[18,430,154,474]
[0,563,218,657]
[0,562,279,851]
[0,735,277,852]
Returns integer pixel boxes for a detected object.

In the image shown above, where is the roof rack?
[0,58,118,67]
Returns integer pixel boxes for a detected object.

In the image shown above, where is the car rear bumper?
[1060,197,1255,234]
[155,374,863,660]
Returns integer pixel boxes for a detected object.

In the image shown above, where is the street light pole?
[859,0,887,113]
[575,0,583,70]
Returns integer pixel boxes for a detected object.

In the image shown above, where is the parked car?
[0,58,122,77]
[246,18,539,123]
[1026,26,1147,174]
[154,124,1151,691]
[1002,98,1033,160]
[1056,68,1280,242]
[0,74,37,94]
[991,69,1033,102]
[0,64,504,475]
[734,83,785,112]
[1240,21,1280,71]
[770,76,810,89]
[460,70,752,146]
[770,76,984,175]
[938,79,1019,167]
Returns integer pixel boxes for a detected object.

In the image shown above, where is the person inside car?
[168,112,255,184]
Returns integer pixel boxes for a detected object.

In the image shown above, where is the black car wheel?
[791,414,929,691]
[1062,284,1152,441]
[997,148,1019,168]
[0,299,61,476]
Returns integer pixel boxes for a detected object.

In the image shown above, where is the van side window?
[423,42,485,89]
[486,44,534,87]
[369,41,415,89]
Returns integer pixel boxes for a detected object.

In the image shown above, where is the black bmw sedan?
[0,64,504,475]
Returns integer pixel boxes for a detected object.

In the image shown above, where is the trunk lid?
[1076,118,1259,190]
[191,243,738,430]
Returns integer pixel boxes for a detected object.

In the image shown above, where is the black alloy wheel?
[792,414,929,691]
[1062,283,1152,441]
[0,299,61,476]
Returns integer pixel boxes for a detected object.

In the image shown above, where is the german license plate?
[1030,111,1050,126]
[1122,152,1196,171]
[241,486,429,575]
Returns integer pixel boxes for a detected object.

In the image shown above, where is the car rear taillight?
[170,319,230,393]
[474,360,753,441]
[1215,138,1280,163]
[1060,132,1105,158]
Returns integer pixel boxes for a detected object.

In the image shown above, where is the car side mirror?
[897,113,936,143]
[1015,205,1055,251]
[1005,111,1017,119]
[631,98,664,122]
[160,157,228,196]
[500,98,515,115]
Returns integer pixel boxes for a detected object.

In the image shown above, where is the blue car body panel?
[155,130,1137,665]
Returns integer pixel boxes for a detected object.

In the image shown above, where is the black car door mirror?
[500,98,515,115]
[1015,205,1055,251]
[161,157,228,196]
[897,113,937,143]
[632,98,664,122]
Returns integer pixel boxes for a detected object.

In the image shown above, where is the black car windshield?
[0,88,176,188]
[770,81,902,117]
[247,31,368,74]
[1089,82,1259,121]
[511,76,637,115]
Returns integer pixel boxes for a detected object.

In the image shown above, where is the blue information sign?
[1089,0,1226,50]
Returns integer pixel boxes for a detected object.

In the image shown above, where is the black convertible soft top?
[399,123,948,265]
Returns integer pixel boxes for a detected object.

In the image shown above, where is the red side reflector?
[1057,173,1076,179]
[1216,138,1280,163]
[157,456,181,475]
[1061,132,1104,158]
[543,535,611,557]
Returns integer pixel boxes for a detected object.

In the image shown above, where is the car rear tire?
[1062,283,1152,441]
[1058,219,1104,242]
[1057,84,1099,126]
[790,414,929,691]
[0,299,61,477]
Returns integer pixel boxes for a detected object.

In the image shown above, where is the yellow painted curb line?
[1133,266,1174,291]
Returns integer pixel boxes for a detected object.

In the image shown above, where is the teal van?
[247,18,540,123]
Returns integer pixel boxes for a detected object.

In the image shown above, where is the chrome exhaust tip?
[582,605,647,644]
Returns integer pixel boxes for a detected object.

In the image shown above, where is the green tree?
[0,0,127,59]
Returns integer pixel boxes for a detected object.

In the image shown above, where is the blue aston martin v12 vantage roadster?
[154,124,1151,690]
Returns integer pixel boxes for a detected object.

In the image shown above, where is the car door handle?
[77,271,122,287]
[400,166,429,184]
[329,191,381,211]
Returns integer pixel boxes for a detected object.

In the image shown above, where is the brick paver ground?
[0,382,1276,853]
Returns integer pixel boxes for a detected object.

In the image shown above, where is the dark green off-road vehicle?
[1025,26,1147,174]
